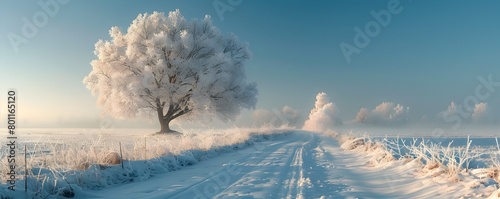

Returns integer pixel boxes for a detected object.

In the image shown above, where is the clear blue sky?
[1,0,499,128]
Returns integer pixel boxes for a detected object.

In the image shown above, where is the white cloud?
[440,101,459,120]
[251,109,275,126]
[251,106,301,127]
[438,101,493,124]
[281,106,301,126]
[303,92,342,132]
[353,108,369,123]
[352,102,409,125]
[472,102,490,123]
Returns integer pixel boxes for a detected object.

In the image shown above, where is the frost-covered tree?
[83,10,257,133]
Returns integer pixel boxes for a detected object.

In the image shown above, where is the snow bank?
[338,133,394,166]
[335,132,500,198]
[0,128,291,199]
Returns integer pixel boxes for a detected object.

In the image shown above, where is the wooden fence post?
[24,145,27,192]
[119,142,124,169]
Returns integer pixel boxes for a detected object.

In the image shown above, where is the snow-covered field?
[0,128,292,198]
[1,128,500,198]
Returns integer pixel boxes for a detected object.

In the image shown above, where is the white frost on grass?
[0,127,291,199]
[335,131,500,198]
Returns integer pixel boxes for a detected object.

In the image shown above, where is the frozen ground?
[90,131,500,198]
[1,129,499,198]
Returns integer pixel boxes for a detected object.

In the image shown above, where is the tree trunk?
[159,118,172,134]
[156,99,188,134]
[156,104,175,134]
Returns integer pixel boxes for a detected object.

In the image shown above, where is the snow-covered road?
[87,131,485,199]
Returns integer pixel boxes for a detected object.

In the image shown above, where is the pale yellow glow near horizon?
[0,85,101,128]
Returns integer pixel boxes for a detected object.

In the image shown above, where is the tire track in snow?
[285,147,302,198]
[211,132,346,199]
[166,133,307,199]
[284,133,312,199]
[293,133,351,199]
